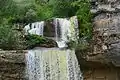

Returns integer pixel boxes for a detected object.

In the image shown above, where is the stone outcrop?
[0,50,26,80]
[83,68,120,80]
[91,0,120,14]
[85,0,120,67]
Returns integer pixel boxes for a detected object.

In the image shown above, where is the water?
[24,21,44,36]
[53,16,79,48]
[24,16,79,48]
[25,16,83,80]
[26,48,83,80]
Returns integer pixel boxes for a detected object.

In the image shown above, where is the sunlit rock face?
[25,48,83,80]
[89,0,120,67]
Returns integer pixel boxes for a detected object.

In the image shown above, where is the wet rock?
[44,19,55,37]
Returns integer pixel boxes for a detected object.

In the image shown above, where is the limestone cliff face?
[91,0,120,13]
[86,0,120,67]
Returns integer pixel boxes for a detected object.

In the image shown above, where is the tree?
[0,0,17,17]
[0,0,17,24]
[52,0,77,17]
[0,25,25,50]
[72,0,92,40]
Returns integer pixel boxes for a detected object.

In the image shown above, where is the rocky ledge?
[0,50,27,80]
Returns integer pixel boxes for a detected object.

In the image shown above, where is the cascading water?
[26,48,82,80]
[53,16,79,48]
[24,21,44,36]
[25,16,83,80]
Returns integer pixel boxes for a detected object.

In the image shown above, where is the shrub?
[67,0,92,49]
[72,0,92,40]
[35,1,54,20]
[25,34,46,48]
[25,34,57,49]
[68,38,89,50]
[52,0,77,17]
[0,25,24,50]
[25,9,38,23]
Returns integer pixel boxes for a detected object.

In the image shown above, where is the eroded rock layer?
[0,50,26,80]
[87,0,120,67]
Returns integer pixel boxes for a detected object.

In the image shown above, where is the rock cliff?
[0,50,26,80]
[84,0,120,67]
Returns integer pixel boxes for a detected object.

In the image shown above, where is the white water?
[53,16,79,48]
[24,16,79,48]
[26,48,83,80]
[25,16,83,80]
[24,21,44,36]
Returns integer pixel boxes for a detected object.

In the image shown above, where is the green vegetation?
[68,0,92,49]
[51,0,77,17]
[25,34,57,49]
[0,25,25,50]
[25,34,47,48]
[72,0,92,40]
[0,0,92,50]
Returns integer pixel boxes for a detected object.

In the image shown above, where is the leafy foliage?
[0,25,25,50]
[35,3,54,20]
[35,0,77,18]
[52,0,77,17]
[68,38,89,50]
[0,0,17,24]
[26,34,47,48]
[0,0,92,49]
[72,0,92,40]
[25,34,57,49]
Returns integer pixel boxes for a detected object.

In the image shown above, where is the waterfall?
[26,48,83,80]
[53,16,79,48]
[24,16,79,48]
[24,21,44,36]
[25,16,83,80]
